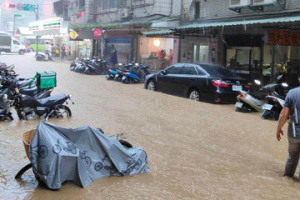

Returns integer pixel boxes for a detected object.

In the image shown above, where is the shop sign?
[70,30,79,40]
[269,30,300,46]
[29,18,62,32]
[93,28,102,38]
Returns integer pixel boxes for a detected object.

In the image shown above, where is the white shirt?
[44,44,51,51]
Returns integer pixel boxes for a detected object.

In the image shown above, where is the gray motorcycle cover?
[29,121,149,189]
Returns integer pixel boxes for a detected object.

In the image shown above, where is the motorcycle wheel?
[122,78,129,84]
[235,104,254,113]
[17,110,26,120]
[52,105,72,119]
[8,113,14,120]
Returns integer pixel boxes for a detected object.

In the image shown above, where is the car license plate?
[262,104,273,110]
[235,102,243,108]
[122,76,126,80]
[232,85,242,91]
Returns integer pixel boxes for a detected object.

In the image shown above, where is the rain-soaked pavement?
[0,53,300,200]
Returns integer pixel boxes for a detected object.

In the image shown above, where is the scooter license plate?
[235,102,243,108]
[232,85,242,91]
[115,74,119,78]
[262,104,273,111]
[122,76,126,80]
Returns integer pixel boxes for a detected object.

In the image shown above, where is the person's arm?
[276,107,290,141]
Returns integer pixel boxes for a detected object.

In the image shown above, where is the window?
[102,0,117,9]
[201,65,236,77]
[196,67,207,76]
[195,2,200,19]
[13,40,20,45]
[181,66,197,75]
[165,65,182,74]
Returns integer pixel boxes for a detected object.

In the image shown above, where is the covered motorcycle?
[16,121,149,190]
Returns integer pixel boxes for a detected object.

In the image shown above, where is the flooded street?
[0,53,299,200]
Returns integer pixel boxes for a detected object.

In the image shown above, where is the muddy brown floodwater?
[0,53,299,200]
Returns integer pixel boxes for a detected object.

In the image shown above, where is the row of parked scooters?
[0,63,74,121]
[70,57,151,84]
[235,74,292,120]
[70,57,108,75]
[106,63,150,84]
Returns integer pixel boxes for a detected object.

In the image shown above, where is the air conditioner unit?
[229,0,251,8]
[252,0,277,6]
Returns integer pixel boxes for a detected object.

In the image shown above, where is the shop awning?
[175,15,300,31]
[143,30,174,37]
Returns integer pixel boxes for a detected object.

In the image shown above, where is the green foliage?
[29,44,44,51]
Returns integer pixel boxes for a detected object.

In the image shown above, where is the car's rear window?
[200,65,236,77]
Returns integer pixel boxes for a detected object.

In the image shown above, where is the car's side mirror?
[161,70,167,75]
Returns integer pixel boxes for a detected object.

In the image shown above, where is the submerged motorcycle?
[261,75,289,120]
[235,80,266,112]
[36,51,53,61]
[15,93,74,120]
[122,65,150,84]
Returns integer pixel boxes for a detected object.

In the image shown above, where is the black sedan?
[144,63,250,103]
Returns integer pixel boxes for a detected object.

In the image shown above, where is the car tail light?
[244,85,251,89]
[212,80,230,88]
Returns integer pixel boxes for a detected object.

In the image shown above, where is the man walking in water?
[277,85,300,177]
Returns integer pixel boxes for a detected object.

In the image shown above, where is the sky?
[0,0,57,32]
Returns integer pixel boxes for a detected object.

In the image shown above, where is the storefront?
[174,15,300,83]
[103,30,137,64]
[142,30,179,70]
[69,29,102,59]
[29,17,69,55]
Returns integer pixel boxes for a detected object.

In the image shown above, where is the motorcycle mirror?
[254,80,261,85]
[281,83,289,87]
[161,70,167,75]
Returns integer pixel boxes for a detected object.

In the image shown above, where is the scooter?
[0,77,53,106]
[261,75,289,120]
[235,80,266,112]
[122,65,150,84]
[36,51,53,61]
[114,63,134,81]
[106,67,119,80]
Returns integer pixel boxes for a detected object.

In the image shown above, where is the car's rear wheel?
[19,50,25,55]
[189,89,200,101]
[147,80,156,91]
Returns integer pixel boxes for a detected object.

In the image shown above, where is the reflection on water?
[0,54,299,199]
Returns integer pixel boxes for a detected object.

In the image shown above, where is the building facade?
[55,0,182,66]
[176,0,300,82]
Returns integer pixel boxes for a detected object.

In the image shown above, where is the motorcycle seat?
[251,92,266,100]
[37,94,66,106]
[19,87,39,96]
[17,80,32,88]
